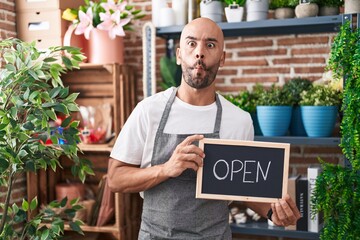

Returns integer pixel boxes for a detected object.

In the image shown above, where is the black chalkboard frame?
[196,138,290,203]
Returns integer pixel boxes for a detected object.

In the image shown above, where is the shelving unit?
[146,14,349,240]
[27,63,142,240]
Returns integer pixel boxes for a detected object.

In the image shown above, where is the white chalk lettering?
[243,160,255,183]
[231,160,244,181]
[212,159,272,183]
[213,159,229,180]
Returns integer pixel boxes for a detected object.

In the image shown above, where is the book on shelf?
[285,175,300,231]
[296,176,308,231]
[307,166,323,233]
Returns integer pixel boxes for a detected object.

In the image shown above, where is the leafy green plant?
[223,84,265,113]
[282,78,313,106]
[223,0,246,7]
[159,56,182,90]
[299,84,342,106]
[312,21,360,239]
[270,0,298,9]
[0,38,93,239]
[257,84,293,106]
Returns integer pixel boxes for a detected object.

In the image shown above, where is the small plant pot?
[301,106,338,137]
[225,5,244,22]
[200,0,224,22]
[246,0,269,21]
[319,6,339,16]
[295,3,319,18]
[289,106,307,136]
[251,112,263,136]
[345,0,360,14]
[256,106,292,136]
[274,8,295,19]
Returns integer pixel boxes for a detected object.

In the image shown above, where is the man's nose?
[196,53,204,59]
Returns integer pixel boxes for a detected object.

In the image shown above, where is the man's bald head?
[179,18,225,52]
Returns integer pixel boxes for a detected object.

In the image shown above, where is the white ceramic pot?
[225,5,244,22]
[319,6,339,16]
[345,0,360,14]
[200,0,224,22]
[246,0,269,21]
[295,3,319,18]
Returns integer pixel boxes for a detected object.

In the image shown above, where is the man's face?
[176,18,225,89]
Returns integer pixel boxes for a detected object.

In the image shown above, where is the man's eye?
[207,43,215,48]
[188,41,196,47]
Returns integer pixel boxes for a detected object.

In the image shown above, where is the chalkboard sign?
[196,138,290,203]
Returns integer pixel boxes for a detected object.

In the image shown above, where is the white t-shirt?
[110,87,254,168]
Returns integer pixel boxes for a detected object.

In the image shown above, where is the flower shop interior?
[1,0,359,240]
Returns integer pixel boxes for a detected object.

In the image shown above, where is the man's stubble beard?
[182,60,220,89]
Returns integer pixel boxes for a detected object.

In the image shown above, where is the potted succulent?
[282,78,313,136]
[317,0,344,15]
[224,0,246,22]
[256,84,293,136]
[269,0,298,19]
[299,84,342,137]
[0,38,93,238]
[312,20,360,239]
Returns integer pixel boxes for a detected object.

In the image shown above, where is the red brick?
[0,2,14,12]
[303,146,342,154]
[232,76,278,84]
[217,69,238,75]
[291,47,331,55]
[278,36,329,46]
[225,59,268,67]
[215,85,247,93]
[238,49,287,57]
[226,39,273,48]
[273,57,325,65]
[294,66,326,74]
[243,67,290,74]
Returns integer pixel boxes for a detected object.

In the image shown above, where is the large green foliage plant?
[0,38,93,239]
[312,21,360,239]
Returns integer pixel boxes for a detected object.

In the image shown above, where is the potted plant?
[223,85,263,135]
[282,78,313,136]
[299,84,342,137]
[256,84,293,136]
[295,0,319,18]
[317,0,344,15]
[200,0,225,22]
[62,0,144,64]
[246,0,270,21]
[269,0,298,19]
[0,38,93,238]
[224,0,246,22]
[312,20,360,239]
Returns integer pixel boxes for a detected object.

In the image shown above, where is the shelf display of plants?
[317,0,344,16]
[312,20,360,239]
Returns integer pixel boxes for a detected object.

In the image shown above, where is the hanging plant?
[312,20,360,239]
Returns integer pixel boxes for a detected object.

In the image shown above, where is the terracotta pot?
[56,183,85,207]
[88,29,124,64]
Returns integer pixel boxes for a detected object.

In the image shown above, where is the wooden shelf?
[64,224,119,233]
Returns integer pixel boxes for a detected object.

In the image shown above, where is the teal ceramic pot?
[300,106,338,137]
[256,106,292,136]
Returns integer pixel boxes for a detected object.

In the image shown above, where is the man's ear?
[219,51,226,67]
[176,48,181,65]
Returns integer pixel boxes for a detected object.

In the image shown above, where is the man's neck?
[177,84,216,106]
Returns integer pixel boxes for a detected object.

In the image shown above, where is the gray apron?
[139,88,231,240]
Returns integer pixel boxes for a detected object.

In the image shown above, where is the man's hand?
[270,194,301,226]
[162,134,205,178]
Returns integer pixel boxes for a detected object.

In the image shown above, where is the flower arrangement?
[299,84,342,106]
[62,0,144,40]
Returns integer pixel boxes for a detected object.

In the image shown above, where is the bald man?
[108,18,300,240]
